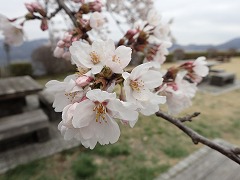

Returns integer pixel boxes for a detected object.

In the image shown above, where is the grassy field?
[0,57,240,180]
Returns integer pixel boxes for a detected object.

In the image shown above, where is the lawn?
[0,57,240,180]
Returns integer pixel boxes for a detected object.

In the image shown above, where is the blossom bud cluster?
[119,8,172,65]
[53,1,105,59]
[54,32,76,60]
[24,2,48,31]
[159,57,209,115]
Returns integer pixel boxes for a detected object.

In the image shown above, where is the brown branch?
[155,110,240,165]
[56,0,78,27]
[178,112,201,122]
[48,6,62,19]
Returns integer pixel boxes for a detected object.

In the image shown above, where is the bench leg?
[35,128,50,142]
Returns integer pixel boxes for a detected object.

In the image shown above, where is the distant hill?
[0,39,49,65]
[170,37,240,52]
[0,37,239,65]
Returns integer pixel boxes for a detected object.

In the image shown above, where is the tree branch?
[178,112,201,122]
[56,0,78,27]
[155,110,240,165]
[48,6,62,19]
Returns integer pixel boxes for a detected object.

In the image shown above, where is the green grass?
[161,143,189,158]
[93,143,131,157]
[2,160,46,180]
[71,153,97,179]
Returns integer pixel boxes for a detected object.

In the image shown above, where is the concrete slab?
[156,139,240,180]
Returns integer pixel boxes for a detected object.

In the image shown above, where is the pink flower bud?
[53,47,64,58]
[57,40,65,48]
[25,3,34,13]
[126,29,138,37]
[40,18,48,31]
[63,34,72,42]
[76,75,93,87]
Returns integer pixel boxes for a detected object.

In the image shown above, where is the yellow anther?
[112,55,120,63]
[130,80,144,92]
[90,51,100,64]
[93,103,107,123]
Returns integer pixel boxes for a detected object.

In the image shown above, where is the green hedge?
[10,62,32,76]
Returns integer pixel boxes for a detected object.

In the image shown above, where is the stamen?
[76,67,89,76]
[64,92,78,101]
[112,55,120,63]
[130,80,144,92]
[90,51,100,64]
[93,103,107,123]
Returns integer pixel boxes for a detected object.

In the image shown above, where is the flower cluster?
[159,57,209,114]
[46,37,209,148]
[46,39,167,149]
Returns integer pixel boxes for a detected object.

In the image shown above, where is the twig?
[155,110,240,165]
[56,0,78,27]
[48,6,62,19]
[178,112,201,122]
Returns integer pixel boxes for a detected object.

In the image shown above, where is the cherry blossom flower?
[25,2,46,17]
[123,62,166,115]
[45,75,86,112]
[193,57,209,77]
[76,75,93,87]
[147,8,162,26]
[69,40,106,74]
[0,14,24,46]
[104,39,132,74]
[163,71,197,115]
[0,14,9,29]
[58,103,80,140]
[179,57,209,83]
[145,41,172,64]
[89,12,105,29]
[71,89,138,149]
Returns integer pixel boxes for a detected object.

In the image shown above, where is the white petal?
[72,100,95,128]
[122,72,130,80]
[107,99,138,121]
[91,63,104,74]
[64,129,78,140]
[80,125,94,139]
[139,70,163,89]
[132,88,151,101]
[53,92,71,112]
[131,62,160,80]
[115,46,132,68]
[45,80,66,92]
[86,89,116,102]
[140,102,159,116]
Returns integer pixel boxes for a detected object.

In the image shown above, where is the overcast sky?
[0,0,240,45]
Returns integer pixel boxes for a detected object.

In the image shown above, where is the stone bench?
[0,109,50,151]
[210,72,235,86]
[210,69,225,73]
[38,90,61,121]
